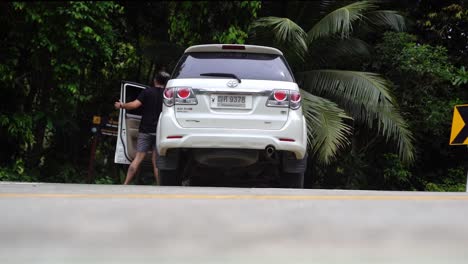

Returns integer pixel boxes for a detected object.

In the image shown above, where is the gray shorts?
[136,132,157,153]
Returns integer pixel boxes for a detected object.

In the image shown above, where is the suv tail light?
[273,90,287,101]
[177,88,191,99]
[163,88,174,106]
[266,89,302,110]
[289,91,301,110]
[163,87,198,106]
[175,87,197,105]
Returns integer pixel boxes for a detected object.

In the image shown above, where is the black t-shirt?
[136,87,163,133]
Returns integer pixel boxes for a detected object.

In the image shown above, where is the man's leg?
[152,150,160,185]
[124,151,146,185]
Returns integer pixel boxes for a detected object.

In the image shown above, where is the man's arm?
[114,99,142,110]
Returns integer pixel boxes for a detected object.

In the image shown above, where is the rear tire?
[280,172,304,188]
[159,169,182,186]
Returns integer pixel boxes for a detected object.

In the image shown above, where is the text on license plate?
[210,94,252,109]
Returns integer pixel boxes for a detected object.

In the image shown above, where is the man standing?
[114,71,170,185]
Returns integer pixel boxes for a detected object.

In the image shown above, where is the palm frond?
[307,1,376,41]
[363,10,406,32]
[301,89,352,164]
[308,37,371,67]
[372,102,414,162]
[250,17,308,61]
[300,70,396,106]
[298,70,415,163]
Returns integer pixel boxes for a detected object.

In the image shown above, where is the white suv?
[115,44,307,188]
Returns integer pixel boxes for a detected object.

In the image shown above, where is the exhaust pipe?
[265,145,276,158]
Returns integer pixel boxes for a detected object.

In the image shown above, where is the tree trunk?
[146,58,155,85]
[28,66,52,168]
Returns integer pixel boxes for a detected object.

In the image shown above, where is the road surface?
[1,182,468,264]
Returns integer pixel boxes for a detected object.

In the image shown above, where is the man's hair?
[154,71,170,86]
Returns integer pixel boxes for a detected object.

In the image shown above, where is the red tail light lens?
[290,91,301,110]
[290,92,301,102]
[174,87,197,105]
[163,88,175,107]
[266,89,289,108]
[164,87,197,106]
[164,88,174,99]
[177,88,190,99]
[273,90,287,101]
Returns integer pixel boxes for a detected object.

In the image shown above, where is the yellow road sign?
[92,115,101,125]
[449,104,468,145]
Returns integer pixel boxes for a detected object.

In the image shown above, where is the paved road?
[1,182,468,264]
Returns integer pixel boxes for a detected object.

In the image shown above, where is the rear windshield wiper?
[200,72,241,83]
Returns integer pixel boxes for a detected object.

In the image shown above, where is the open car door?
[114,81,153,164]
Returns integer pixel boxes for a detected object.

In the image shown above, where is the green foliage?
[307,1,377,41]
[382,153,412,188]
[94,175,115,185]
[55,163,83,183]
[0,2,137,183]
[371,25,467,192]
[299,69,414,163]
[251,17,308,61]
[373,32,461,138]
[213,25,249,44]
[416,3,468,64]
[301,90,352,164]
[425,167,466,192]
[421,98,463,137]
[168,1,261,46]
[453,66,468,86]
[376,32,455,82]
[398,45,453,80]
[374,32,457,99]
[337,151,369,189]
[418,3,468,31]
[0,159,37,182]
[0,114,35,151]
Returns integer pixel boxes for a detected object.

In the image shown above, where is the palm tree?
[249,0,414,164]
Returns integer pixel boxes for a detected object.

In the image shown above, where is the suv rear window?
[171,52,295,82]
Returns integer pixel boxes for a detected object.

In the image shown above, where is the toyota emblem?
[227,80,239,88]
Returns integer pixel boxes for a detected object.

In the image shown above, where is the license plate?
[210,94,252,109]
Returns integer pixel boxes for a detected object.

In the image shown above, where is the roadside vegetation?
[0,1,467,190]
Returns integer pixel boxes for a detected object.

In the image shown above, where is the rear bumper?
[156,110,307,159]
